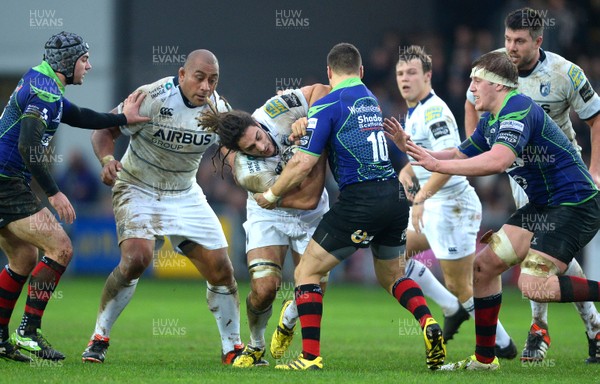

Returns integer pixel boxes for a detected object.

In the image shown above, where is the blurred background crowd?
[1,0,599,283]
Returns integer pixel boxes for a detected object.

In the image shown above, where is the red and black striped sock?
[0,266,28,341]
[392,277,432,328]
[295,284,323,360]
[18,256,66,334]
[557,275,600,302]
[474,293,502,364]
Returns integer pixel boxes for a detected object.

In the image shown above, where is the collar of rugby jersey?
[331,77,363,92]
[487,89,520,125]
[518,48,546,78]
[32,60,65,94]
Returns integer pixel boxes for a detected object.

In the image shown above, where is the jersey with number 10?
[299,78,395,190]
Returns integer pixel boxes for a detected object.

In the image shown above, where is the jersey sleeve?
[261,89,309,122]
[459,121,489,157]
[564,63,600,121]
[118,85,154,136]
[21,90,61,128]
[300,100,337,156]
[425,106,459,151]
[494,119,530,156]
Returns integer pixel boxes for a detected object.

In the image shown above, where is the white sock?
[562,259,600,337]
[466,298,511,348]
[282,300,298,329]
[461,297,474,313]
[529,300,549,328]
[246,296,271,349]
[405,258,460,316]
[94,269,139,338]
[495,319,511,348]
[206,282,242,353]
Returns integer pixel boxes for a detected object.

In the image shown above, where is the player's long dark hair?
[198,101,255,176]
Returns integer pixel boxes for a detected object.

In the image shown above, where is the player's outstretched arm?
[279,152,327,210]
[407,141,513,176]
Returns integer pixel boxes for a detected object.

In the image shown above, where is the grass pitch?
[0,277,593,383]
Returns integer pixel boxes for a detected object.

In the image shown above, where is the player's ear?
[178,67,185,83]
[424,70,432,83]
[327,66,332,81]
[359,65,364,79]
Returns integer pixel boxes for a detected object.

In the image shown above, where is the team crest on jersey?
[351,229,373,245]
[540,81,551,97]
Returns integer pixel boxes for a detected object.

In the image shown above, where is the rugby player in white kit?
[392,45,516,358]
[81,50,244,364]
[200,84,330,367]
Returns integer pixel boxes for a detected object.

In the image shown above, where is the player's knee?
[518,251,559,302]
[43,228,73,265]
[252,278,279,308]
[205,257,234,285]
[479,228,521,267]
[120,250,153,279]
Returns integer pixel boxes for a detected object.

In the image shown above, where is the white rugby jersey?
[248,88,328,218]
[117,76,229,192]
[468,49,600,151]
[405,92,469,198]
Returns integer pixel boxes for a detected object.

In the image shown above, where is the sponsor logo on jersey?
[152,129,214,150]
[347,104,380,114]
[280,93,302,108]
[357,113,383,130]
[299,130,313,149]
[496,130,520,145]
[429,121,450,139]
[424,106,443,123]
[567,65,584,90]
[24,105,50,123]
[448,247,457,254]
[579,81,595,103]
[540,81,551,97]
[307,118,317,129]
[499,120,524,132]
[350,229,373,245]
[159,107,173,116]
[264,99,289,118]
[149,82,173,99]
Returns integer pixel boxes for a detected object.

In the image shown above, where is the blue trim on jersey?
[407,92,434,119]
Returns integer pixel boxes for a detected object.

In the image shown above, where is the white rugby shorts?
[112,180,228,250]
[243,199,325,254]
[408,185,481,260]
